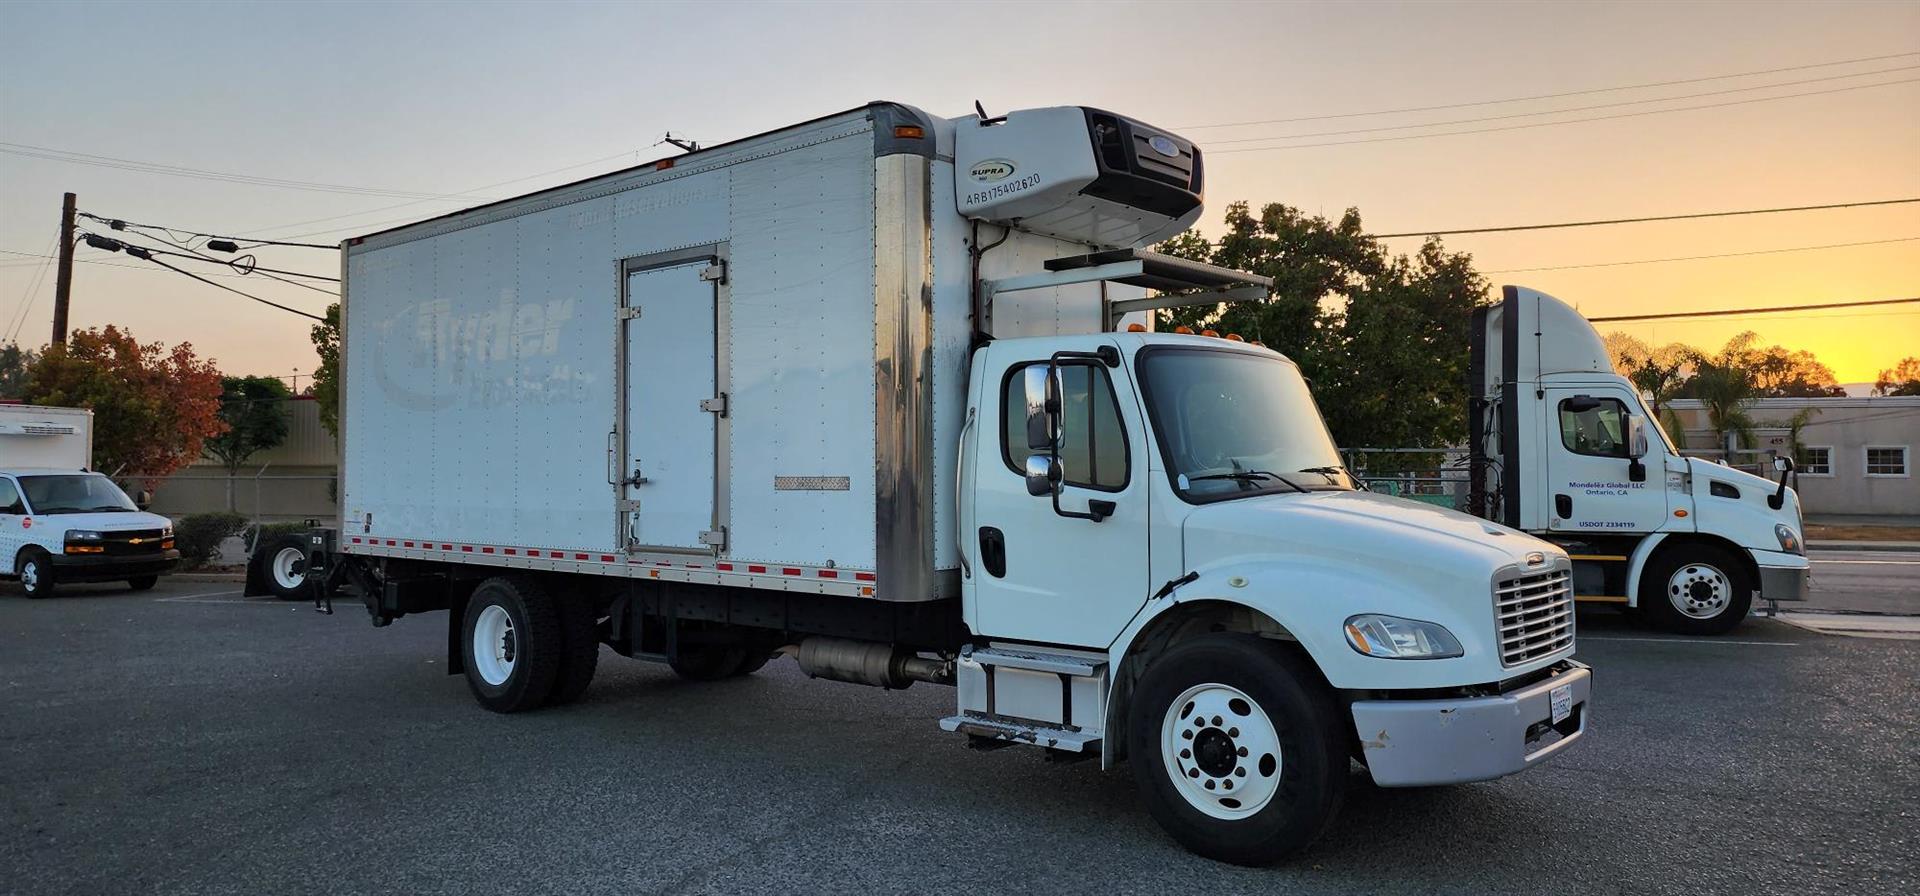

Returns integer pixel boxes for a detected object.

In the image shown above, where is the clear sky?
[2,0,1915,384]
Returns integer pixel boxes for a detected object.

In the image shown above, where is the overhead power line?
[0,140,501,202]
[1368,197,1920,239]
[1207,64,1920,145]
[91,247,327,322]
[77,212,338,251]
[1588,297,1920,322]
[1208,76,1920,154]
[1176,49,1920,129]
[77,230,338,298]
[1483,235,1920,273]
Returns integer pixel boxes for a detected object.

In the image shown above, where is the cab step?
[942,643,1110,756]
[940,714,1102,753]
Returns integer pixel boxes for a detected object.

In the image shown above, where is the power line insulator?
[206,239,241,253]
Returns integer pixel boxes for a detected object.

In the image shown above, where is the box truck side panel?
[0,405,94,468]
[723,129,880,568]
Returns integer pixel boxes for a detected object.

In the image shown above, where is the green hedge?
[172,512,249,569]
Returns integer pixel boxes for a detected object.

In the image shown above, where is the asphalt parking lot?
[2,574,1915,896]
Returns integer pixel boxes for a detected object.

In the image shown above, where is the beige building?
[148,397,339,521]
[1665,396,1919,519]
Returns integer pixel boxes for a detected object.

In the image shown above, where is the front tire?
[18,551,54,599]
[460,577,564,713]
[127,575,159,592]
[1638,545,1754,636]
[1127,634,1346,866]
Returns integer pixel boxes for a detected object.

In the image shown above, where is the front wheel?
[1127,634,1346,866]
[1638,545,1754,636]
[18,551,54,599]
[127,575,159,592]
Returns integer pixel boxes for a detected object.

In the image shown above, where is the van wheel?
[461,577,564,713]
[128,576,159,592]
[1638,545,1753,636]
[18,551,54,599]
[1128,634,1346,866]
[257,534,311,601]
[545,596,600,706]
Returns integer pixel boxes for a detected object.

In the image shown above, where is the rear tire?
[127,575,159,592]
[256,534,311,601]
[18,551,54,599]
[1638,545,1754,636]
[1127,634,1346,866]
[733,650,772,677]
[460,576,564,713]
[545,595,601,706]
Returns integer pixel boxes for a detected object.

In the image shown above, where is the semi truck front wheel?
[1639,545,1753,636]
[460,577,564,713]
[1127,634,1346,866]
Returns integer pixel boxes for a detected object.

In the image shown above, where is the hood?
[28,510,172,531]
[1688,458,1784,496]
[1181,489,1559,576]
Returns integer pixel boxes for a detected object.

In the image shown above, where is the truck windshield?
[1137,347,1350,501]
[19,475,138,514]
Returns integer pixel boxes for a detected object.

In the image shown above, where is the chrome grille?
[1495,568,1574,666]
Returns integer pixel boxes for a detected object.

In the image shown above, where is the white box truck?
[1462,287,1810,635]
[273,102,1590,864]
[1,404,180,596]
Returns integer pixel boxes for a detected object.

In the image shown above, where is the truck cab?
[1,406,180,597]
[1468,286,1809,634]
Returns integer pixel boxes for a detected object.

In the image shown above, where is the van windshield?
[1137,347,1351,501]
[19,475,139,514]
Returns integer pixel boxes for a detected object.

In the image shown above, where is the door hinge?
[617,306,642,320]
[700,394,728,416]
[698,528,727,550]
[700,262,727,284]
[617,499,642,512]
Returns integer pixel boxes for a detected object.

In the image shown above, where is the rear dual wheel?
[461,576,599,712]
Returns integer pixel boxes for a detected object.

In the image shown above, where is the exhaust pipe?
[795,637,951,689]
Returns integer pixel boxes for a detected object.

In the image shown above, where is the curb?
[1807,541,1920,553]
[170,573,246,583]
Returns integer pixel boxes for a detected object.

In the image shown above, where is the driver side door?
[1544,388,1667,533]
[0,477,24,575]
[966,342,1150,648]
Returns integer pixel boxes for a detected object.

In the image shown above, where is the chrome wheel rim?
[1668,563,1733,619]
[472,605,517,686]
[271,547,307,590]
[1161,683,1283,819]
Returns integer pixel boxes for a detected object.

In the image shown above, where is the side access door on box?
[616,245,730,555]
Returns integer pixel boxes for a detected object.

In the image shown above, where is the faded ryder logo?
[968,159,1017,183]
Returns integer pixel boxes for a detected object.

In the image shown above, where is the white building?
[1665,396,1919,519]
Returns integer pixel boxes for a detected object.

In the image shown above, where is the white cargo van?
[1,404,180,597]
[272,102,1590,864]
[1465,288,1810,634]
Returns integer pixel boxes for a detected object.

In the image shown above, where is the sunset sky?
[2,1,1915,384]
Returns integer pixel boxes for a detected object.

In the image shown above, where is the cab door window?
[0,478,22,514]
[1001,362,1129,491]
[1558,397,1630,458]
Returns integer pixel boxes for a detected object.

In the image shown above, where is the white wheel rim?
[472,605,517,686]
[1668,563,1733,619]
[21,562,38,589]
[271,547,307,590]
[1161,683,1284,819]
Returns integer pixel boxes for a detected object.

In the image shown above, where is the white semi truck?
[1,404,180,596]
[1464,288,1810,635]
[273,102,1590,864]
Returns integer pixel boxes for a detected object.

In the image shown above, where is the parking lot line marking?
[1581,636,1799,646]
[156,590,251,603]
[1810,559,1920,565]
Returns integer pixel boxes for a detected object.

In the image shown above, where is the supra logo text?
[968,159,1017,183]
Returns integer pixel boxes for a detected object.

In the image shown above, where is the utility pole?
[51,192,76,348]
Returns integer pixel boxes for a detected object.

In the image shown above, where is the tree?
[204,375,293,510]
[1602,332,1696,418]
[0,342,35,400]
[310,303,340,436]
[20,327,226,483]
[1746,344,1845,398]
[1154,201,1483,464]
[1875,357,1920,396]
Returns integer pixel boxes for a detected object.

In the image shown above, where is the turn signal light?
[655,159,674,171]
[893,125,925,139]
[1201,329,1220,338]
[65,545,105,554]
[1225,333,1245,342]
[1173,326,1194,334]
[161,538,175,550]
[1126,323,1147,332]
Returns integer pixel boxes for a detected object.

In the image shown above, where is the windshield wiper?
[1296,465,1356,487]
[1187,470,1308,494]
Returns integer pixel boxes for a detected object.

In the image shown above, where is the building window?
[1796,445,1832,476]
[1864,447,1908,477]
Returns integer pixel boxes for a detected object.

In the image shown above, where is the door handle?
[978,527,1006,578]
[1554,494,1573,519]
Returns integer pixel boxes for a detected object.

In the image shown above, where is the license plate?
[1549,683,1573,724]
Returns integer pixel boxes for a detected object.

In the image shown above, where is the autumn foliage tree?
[1875,357,1920,396]
[20,326,226,483]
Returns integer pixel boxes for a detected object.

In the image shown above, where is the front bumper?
[1753,550,1810,602]
[49,550,180,581]
[1351,660,1590,787]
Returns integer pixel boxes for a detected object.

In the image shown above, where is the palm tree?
[1689,360,1757,456]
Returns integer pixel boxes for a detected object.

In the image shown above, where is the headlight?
[1775,524,1803,556]
[65,530,103,541]
[1344,614,1465,660]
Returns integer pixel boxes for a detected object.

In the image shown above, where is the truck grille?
[1495,569,1574,666]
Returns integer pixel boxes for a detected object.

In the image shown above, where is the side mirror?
[1626,415,1649,459]
[1024,454,1063,497]
[1022,365,1059,451]
[1773,456,1792,473]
